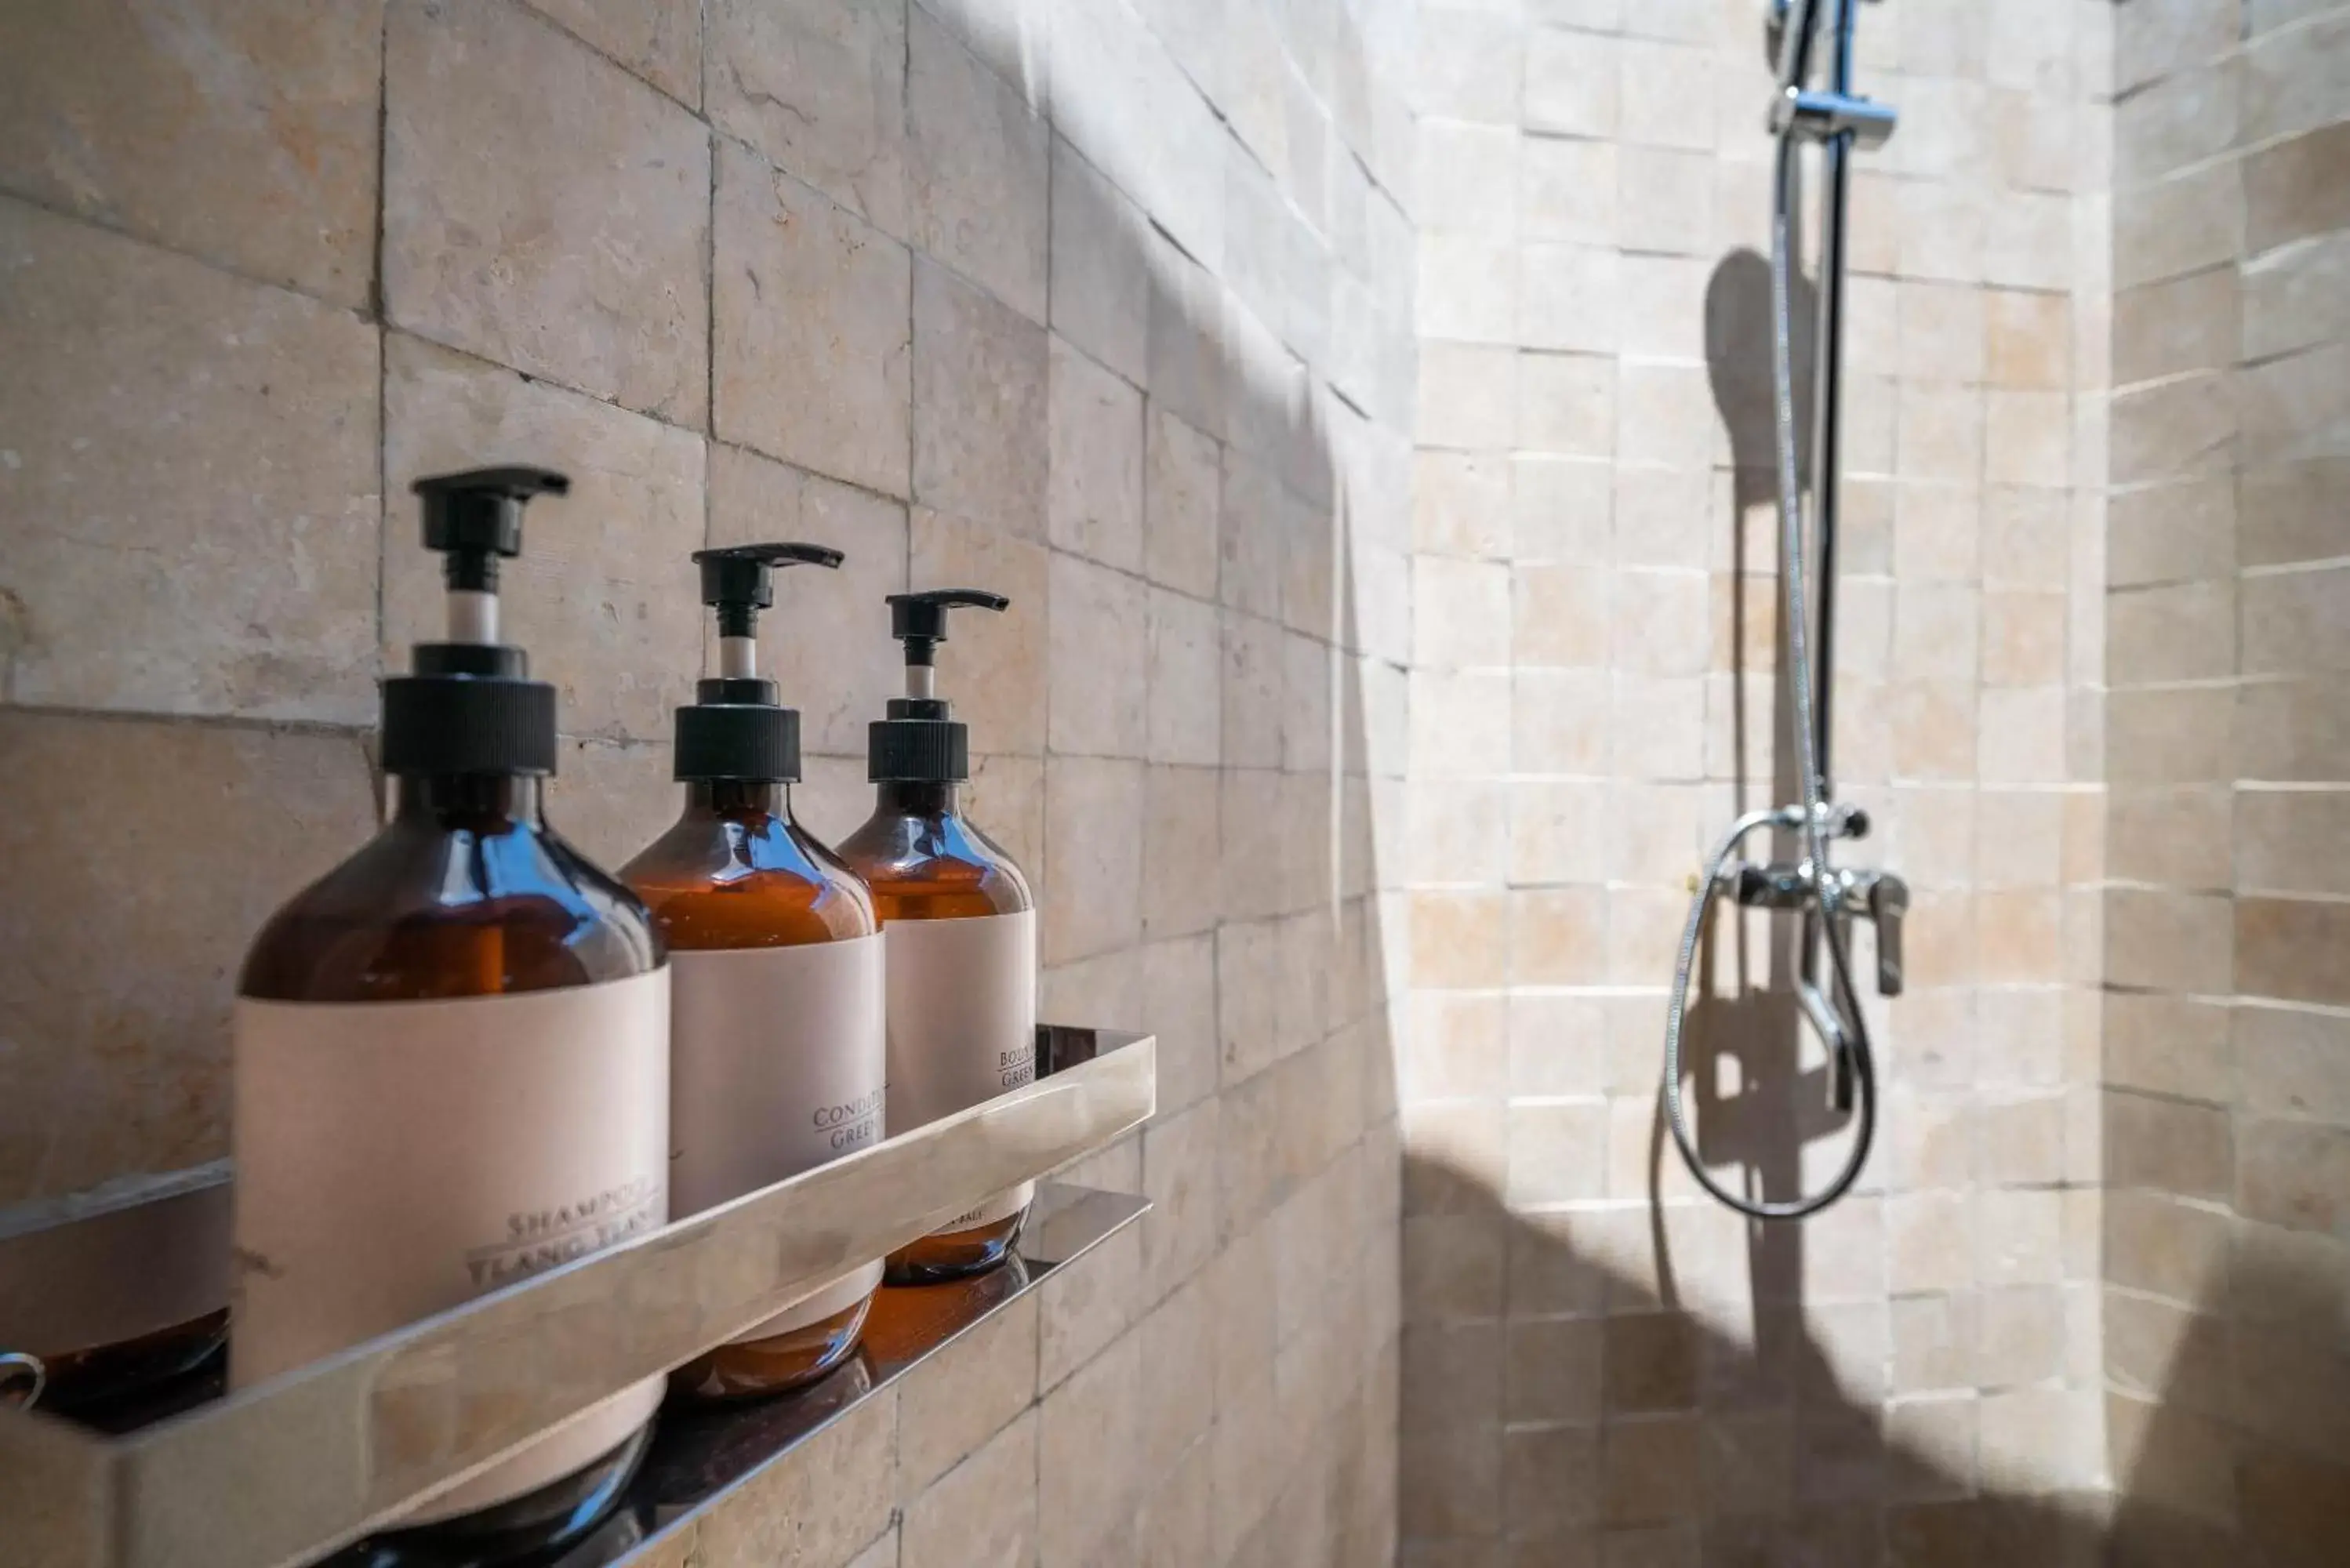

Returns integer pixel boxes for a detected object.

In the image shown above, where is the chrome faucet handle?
[1865,873,1906,996]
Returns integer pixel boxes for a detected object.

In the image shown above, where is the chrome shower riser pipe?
[1660,0,1903,1222]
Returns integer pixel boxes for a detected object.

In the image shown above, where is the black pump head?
[412,466,570,591]
[888,588,1010,667]
[384,466,570,779]
[674,541,844,785]
[694,542,844,637]
[868,587,1008,783]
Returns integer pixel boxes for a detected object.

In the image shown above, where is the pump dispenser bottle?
[837,590,1037,1283]
[621,543,886,1400]
[232,468,669,1565]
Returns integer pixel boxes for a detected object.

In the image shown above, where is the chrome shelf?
[0,1026,1155,1568]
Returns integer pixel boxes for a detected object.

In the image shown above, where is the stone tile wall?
[0,2,1418,1563]
[2101,2,2350,1562]
[12,2,2348,1562]
[1401,2,2117,1559]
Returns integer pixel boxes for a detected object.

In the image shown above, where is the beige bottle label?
[669,937,885,1341]
[884,909,1037,1235]
[231,971,670,1523]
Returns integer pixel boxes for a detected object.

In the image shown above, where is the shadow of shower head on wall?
[1706,246,1818,517]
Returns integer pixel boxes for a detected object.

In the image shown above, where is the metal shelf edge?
[0,1030,1154,1568]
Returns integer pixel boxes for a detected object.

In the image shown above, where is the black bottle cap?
[380,467,568,777]
[674,543,844,783]
[868,589,1008,782]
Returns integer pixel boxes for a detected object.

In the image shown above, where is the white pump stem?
[720,634,757,680]
[449,589,498,644]
[906,665,935,699]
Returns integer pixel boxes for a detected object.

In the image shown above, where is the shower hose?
[1658,121,1876,1222]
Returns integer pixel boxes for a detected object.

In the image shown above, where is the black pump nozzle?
[888,588,1010,668]
[868,588,1008,784]
[673,543,842,785]
[384,466,569,779]
[411,466,569,593]
[695,542,845,637]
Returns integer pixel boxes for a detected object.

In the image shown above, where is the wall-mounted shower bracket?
[1771,87,1898,149]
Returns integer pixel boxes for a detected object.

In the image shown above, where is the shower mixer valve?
[1701,800,1906,998]
[1720,853,1908,1000]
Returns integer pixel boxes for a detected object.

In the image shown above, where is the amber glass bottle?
[234,469,668,1567]
[837,590,1038,1283]
[623,543,885,1400]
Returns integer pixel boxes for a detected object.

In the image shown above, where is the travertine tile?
[2113,267,2239,386]
[0,713,376,1203]
[2240,11,2350,145]
[385,0,709,425]
[1415,9,1524,125]
[1522,134,1618,249]
[705,0,906,233]
[914,258,1051,536]
[2237,459,2345,572]
[901,1408,1037,1568]
[1222,612,1284,770]
[1141,1095,1221,1298]
[1417,341,1516,453]
[382,332,707,746]
[2237,895,2350,1008]
[1135,1434,1218,1568]
[1049,137,1150,388]
[1145,229,1232,441]
[910,6,1049,321]
[1041,756,1145,964]
[1145,586,1220,768]
[1048,551,1147,757]
[695,1387,899,1565]
[1524,27,1618,139]
[1048,336,1146,571]
[2237,1003,2350,1123]
[1143,405,1222,597]
[2244,122,2350,251]
[1517,350,1618,459]
[1141,765,1222,938]
[715,139,913,498]
[1415,556,1512,670]
[0,201,380,722]
[551,738,680,871]
[1985,290,2071,390]
[968,751,1046,887]
[0,0,382,307]
[895,1291,1038,1496]
[1037,1326,1145,1567]
[1505,1101,1607,1207]
[1418,118,1520,240]
[1038,1220,1139,1392]
[527,0,700,106]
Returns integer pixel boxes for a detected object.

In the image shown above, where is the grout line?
[372,2,394,822]
[0,183,376,322]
